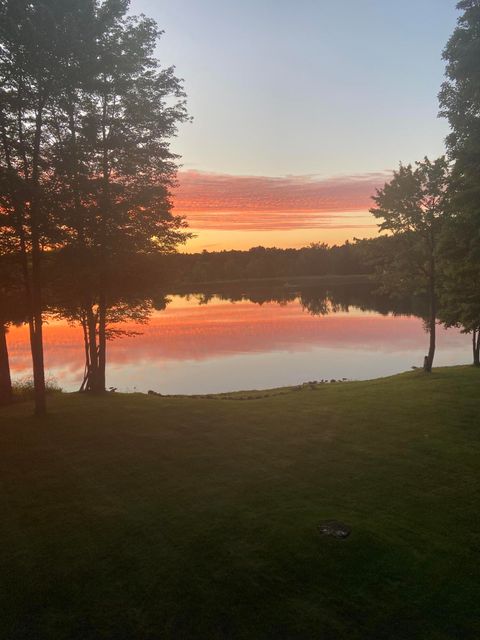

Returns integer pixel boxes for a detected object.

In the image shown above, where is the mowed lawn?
[1,368,479,639]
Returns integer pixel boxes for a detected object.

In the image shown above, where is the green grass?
[1,367,479,639]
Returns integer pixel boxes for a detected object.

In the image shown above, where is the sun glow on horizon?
[183,221,377,252]
[173,170,385,251]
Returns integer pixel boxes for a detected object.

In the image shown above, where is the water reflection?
[7,283,470,394]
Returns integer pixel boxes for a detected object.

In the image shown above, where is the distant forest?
[165,239,380,285]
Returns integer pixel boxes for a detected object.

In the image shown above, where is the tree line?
[164,241,373,284]
[0,0,190,415]
[174,282,429,321]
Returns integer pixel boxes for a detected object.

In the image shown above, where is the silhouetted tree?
[0,261,14,405]
[370,158,450,372]
[0,0,102,414]
[440,0,480,191]
[163,241,373,287]
[438,213,480,365]
[0,256,29,404]
[438,0,480,364]
[0,1,66,414]
[46,1,190,393]
[0,1,189,409]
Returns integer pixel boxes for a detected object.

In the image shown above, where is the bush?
[12,375,63,401]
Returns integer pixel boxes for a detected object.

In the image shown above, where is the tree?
[47,0,190,393]
[438,215,480,365]
[0,213,16,406]
[439,1,480,181]
[438,1,480,364]
[370,157,450,372]
[0,0,92,415]
[49,249,171,392]
[0,256,29,405]
[0,0,190,406]
[0,260,13,405]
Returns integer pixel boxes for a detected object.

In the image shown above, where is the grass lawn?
[0,367,479,639]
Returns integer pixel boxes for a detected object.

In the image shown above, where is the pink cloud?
[173,170,390,231]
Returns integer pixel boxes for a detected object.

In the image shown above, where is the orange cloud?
[173,170,390,231]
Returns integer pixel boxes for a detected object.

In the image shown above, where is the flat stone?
[318,520,351,539]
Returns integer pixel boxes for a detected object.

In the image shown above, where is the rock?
[318,520,351,539]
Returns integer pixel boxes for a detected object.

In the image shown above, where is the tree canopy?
[0,0,190,409]
[370,157,450,371]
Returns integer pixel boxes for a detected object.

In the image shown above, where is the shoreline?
[169,273,373,294]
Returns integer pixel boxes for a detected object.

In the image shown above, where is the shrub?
[13,375,63,401]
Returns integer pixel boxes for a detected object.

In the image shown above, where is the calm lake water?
[7,290,471,394]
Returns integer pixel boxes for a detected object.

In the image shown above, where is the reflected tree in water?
[50,251,171,392]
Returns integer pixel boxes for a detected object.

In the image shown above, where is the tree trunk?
[29,104,47,416]
[79,303,103,393]
[0,107,45,413]
[97,290,107,393]
[15,229,45,412]
[30,250,46,416]
[423,316,436,372]
[96,93,109,395]
[473,329,480,367]
[423,261,436,373]
[0,321,12,406]
[79,314,91,392]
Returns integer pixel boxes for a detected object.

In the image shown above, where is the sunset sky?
[131,0,458,251]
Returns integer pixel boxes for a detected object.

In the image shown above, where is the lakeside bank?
[1,366,479,639]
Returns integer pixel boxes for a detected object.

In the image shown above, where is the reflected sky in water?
[7,295,471,394]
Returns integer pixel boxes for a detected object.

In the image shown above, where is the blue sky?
[131,0,458,177]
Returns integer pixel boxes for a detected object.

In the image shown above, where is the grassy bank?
[1,367,479,639]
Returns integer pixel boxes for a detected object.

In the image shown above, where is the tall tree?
[0,256,29,405]
[0,0,189,406]
[0,199,16,405]
[438,215,480,365]
[370,158,450,372]
[438,0,480,362]
[47,0,190,392]
[439,0,480,182]
[0,259,13,405]
[0,0,90,415]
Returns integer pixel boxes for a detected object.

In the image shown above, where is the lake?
[6,284,472,394]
